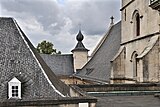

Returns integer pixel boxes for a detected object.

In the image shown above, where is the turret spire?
[76,30,84,42]
[71,30,89,52]
[71,29,89,72]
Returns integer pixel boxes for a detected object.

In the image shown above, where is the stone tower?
[72,30,89,72]
[111,0,160,83]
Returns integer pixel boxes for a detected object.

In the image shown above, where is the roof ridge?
[40,53,73,56]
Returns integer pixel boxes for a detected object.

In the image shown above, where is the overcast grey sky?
[0,0,121,54]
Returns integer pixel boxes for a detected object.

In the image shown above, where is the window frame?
[132,10,141,37]
[8,77,21,99]
[135,13,140,36]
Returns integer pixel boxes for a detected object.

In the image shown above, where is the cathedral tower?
[111,0,160,83]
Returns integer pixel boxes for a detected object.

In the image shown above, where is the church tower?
[111,0,160,83]
[72,30,89,72]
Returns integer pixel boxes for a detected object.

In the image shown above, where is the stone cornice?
[121,32,160,45]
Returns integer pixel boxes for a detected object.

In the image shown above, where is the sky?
[0,0,121,54]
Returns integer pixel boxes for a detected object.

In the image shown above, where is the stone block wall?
[121,0,159,43]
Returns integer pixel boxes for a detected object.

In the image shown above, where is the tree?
[36,40,61,54]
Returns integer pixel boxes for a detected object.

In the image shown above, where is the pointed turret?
[72,30,89,52]
[72,30,89,72]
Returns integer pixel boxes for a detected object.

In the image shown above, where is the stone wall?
[111,0,160,83]
[73,51,88,72]
[121,0,159,43]
[61,78,91,85]
[77,83,160,92]
[142,38,160,82]
[111,47,126,83]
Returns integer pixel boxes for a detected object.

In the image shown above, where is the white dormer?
[8,77,21,99]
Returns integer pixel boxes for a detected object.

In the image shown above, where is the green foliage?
[36,40,61,54]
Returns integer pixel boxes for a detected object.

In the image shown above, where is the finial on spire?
[77,24,83,42]
[110,16,114,25]
[76,30,84,42]
[71,28,89,52]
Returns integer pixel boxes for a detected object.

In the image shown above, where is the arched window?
[8,77,21,99]
[131,51,138,79]
[132,10,141,37]
[135,13,140,36]
[133,53,138,78]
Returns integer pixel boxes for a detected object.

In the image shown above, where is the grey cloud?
[64,0,120,35]
[1,0,59,15]
[0,0,120,53]
[1,0,65,35]
[1,0,120,36]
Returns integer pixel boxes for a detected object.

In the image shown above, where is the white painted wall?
[73,51,88,72]
[79,103,89,107]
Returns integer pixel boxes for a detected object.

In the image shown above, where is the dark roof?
[96,95,160,107]
[0,97,97,106]
[0,17,70,100]
[40,54,74,76]
[72,30,89,52]
[76,22,121,83]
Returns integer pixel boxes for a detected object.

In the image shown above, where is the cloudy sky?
[0,0,121,54]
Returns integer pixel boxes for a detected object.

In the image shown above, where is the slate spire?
[72,30,89,71]
[76,30,84,42]
[72,30,89,52]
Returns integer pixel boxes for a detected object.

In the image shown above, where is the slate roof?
[75,22,121,83]
[0,17,70,100]
[96,95,160,107]
[40,54,74,77]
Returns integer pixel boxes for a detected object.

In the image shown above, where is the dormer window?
[8,77,21,99]
[12,86,18,97]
